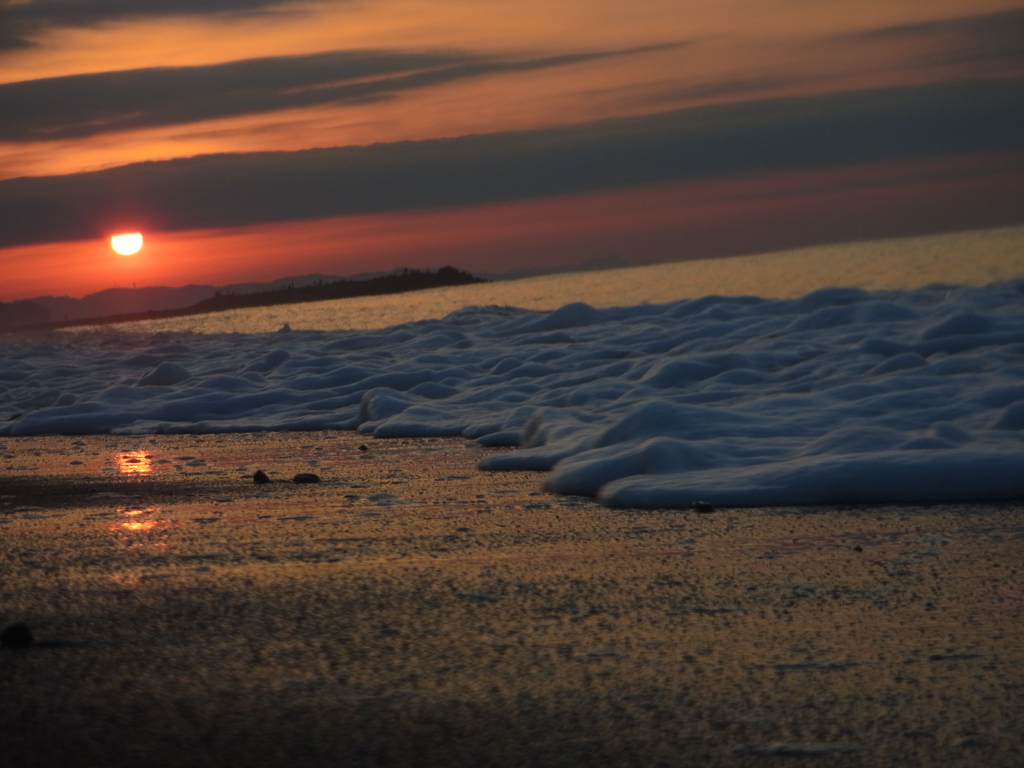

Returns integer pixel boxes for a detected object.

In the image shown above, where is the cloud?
[0,44,680,142]
[643,77,799,104]
[841,8,1024,68]
[580,76,800,112]
[0,0,329,50]
[0,77,1021,248]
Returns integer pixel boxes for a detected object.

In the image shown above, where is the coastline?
[2,432,1021,767]
[67,225,1024,335]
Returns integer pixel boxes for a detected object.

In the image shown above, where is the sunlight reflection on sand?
[114,450,153,475]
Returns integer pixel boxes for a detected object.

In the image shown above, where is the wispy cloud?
[0,77,1020,248]
[0,43,681,141]
[579,76,800,112]
[839,8,1024,68]
[0,0,333,50]
[642,77,800,106]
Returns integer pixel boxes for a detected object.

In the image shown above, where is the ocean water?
[91,226,1024,335]
[4,225,1023,508]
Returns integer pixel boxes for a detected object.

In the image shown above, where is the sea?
[4,225,1023,508]
[89,226,1024,335]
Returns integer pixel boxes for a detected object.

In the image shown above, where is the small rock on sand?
[253,470,271,484]
[1,622,34,649]
[293,473,321,484]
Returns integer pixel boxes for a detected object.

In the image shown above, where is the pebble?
[956,735,994,748]
[691,501,715,513]
[1,622,33,649]
[253,470,271,484]
[293,473,321,484]
[358,444,368,452]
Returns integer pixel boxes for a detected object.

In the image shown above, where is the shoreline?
[2,432,1022,766]
[29,225,1024,336]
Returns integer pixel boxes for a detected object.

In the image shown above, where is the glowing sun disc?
[111,232,143,255]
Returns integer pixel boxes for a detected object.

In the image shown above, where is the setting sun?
[111,232,144,255]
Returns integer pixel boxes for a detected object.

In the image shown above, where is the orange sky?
[3,151,1021,301]
[1,0,1022,300]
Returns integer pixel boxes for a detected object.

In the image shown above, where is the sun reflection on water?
[115,450,154,475]
[108,506,174,550]
[119,519,159,531]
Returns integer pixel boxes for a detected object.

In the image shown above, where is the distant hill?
[0,255,633,331]
[2,267,485,331]
[0,269,389,331]
[182,267,485,316]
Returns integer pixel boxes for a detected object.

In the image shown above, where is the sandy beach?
[1,432,1021,767]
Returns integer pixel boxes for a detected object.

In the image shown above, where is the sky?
[0,0,1022,301]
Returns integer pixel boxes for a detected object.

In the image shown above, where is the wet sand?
[1,432,1022,767]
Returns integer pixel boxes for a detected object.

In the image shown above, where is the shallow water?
[90,226,1024,335]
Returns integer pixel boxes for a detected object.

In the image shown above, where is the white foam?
[3,280,1023,507]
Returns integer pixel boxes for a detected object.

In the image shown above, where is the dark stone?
[1,622,33,649]
[691,501,715,513]
[253,470,271,484]
[853,545,863,552]
[293,473,321,484]
[358,444,368,452]
[957,735,994,748]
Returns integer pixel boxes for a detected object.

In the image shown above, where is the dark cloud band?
[0,0,328,50]
[0,77,1021,248]
[837,8,1024,68]
[0,44,680,141]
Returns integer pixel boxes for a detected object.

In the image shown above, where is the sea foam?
[2,280,1023,507]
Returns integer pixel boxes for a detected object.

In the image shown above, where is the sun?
[111,232,143,255]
